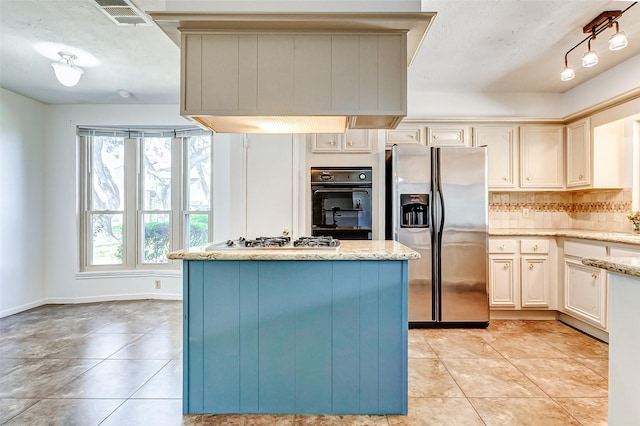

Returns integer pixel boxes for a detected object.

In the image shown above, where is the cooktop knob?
[359,173,366,180]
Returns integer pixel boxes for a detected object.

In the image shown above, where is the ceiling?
[1,0,639,106]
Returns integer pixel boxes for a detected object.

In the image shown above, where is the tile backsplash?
[489,189,633,232]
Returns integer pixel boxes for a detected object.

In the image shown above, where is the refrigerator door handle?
[430,148,439,322]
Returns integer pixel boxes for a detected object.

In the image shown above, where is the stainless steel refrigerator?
[390,145,489,327]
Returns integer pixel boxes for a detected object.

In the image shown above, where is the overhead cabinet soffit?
[149,12,435,133]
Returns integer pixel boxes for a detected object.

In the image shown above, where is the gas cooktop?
[206,236,340,250]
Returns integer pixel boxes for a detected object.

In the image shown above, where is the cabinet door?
[343,129,371,152]
[521,256,549,308]
[520,125,564,188]
[246,134,294,237]
[385,127,423,147]
[566,118,591,187]
[311,134,342,152]
[564,258,607,328]
[473,126,517,188]
[426,125,469,146]
[489,256,518,308]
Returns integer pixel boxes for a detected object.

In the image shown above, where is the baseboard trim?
[490,310,558,320]
[1,293,182,318]
[1,298,49,318]
[557,312,609,343]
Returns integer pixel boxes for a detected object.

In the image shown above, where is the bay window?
[79,127,212,271]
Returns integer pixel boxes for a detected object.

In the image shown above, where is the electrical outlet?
[522,208,530,218]
[155,280,161,289]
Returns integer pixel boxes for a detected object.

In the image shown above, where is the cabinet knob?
[504,263,509,269]
[503,177,508,181]
[579,174,584,179]
[591,273,598,279]
[433,135,439,140]
[329,140,336,146]
[526,176,533,181]
[500,244,505,250]
[410,134,416,139]
[533,244,539,250]
[347,140,354,146]
[529,264,535,270]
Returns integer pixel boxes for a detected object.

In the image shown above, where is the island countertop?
[582,257,640,278]
[167,239,421,261]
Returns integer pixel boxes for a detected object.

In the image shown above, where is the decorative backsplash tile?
[488,189,633,232]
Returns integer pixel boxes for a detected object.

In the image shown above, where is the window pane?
[186,213,209,247]
[90,213,123,265]
[142,213,170,264]
[142,138,172,210]
[186,136,212,211]
[91,137,124,211]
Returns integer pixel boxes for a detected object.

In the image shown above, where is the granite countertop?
[582,257,640,278]
[489,228,640,246]
[167,240,421,261]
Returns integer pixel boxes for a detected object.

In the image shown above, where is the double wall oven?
[311,167,372,240]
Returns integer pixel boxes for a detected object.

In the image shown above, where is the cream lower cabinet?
[489,237,554,310]
[562,239,608,329]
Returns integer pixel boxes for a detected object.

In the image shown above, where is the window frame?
[78,128,213,272]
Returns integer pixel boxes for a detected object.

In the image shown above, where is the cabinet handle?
[579,174,584,179]
[526,176,533,181]
[347,140,354,146]
[504,263,509,269]
[329,140,336,146]
[591,273,598,279]
[529,264,535,270]
[533,244,539,250]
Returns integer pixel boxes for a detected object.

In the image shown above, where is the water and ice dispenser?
[400,194,429,228]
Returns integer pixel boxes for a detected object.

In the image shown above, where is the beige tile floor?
[0,300,609,425]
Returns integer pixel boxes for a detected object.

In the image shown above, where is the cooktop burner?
[213,236,340,250]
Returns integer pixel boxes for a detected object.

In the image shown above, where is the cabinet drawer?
[609,245,640,257]
[426,126,469,146]
[520,239,549,254]
[489,240,517,253]
[565,240,607,258]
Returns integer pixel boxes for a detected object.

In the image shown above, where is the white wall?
[0,88,46,316]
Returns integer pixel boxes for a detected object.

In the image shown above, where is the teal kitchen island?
[167,240,419,415]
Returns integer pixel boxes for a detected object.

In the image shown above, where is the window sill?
[75,270,182,280]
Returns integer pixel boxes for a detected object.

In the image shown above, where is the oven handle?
[313,189,370,194]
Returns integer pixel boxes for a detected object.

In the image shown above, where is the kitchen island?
[582,256,640,425]
[168,240,419,415]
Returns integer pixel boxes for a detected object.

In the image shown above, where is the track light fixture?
[560,2,636,81]
[51,51,84,87]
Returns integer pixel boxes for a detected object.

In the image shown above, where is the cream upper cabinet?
[473,126,518,189]
[385,127,424,147]
[520,125,564,189]
[566,118,590,187]
[311,129,371,153]
[426,125,470,146]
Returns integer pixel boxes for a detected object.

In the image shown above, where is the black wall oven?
[311,167,372,240]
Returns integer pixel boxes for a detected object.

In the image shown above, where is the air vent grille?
[90,0,152,26]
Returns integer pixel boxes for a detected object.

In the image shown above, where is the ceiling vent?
[91,0,152,26]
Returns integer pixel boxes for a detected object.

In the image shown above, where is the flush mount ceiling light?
[560,2,636,81]
[51,51,84,87]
